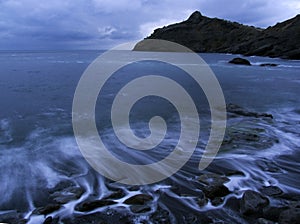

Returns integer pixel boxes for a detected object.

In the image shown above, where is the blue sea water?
[0,50,300,223]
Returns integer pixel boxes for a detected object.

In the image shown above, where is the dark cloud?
[0,0,299,49]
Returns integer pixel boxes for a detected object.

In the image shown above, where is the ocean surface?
[0,51,300,223]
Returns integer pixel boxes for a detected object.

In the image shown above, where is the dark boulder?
[240,190,269,215]
[229,57,251,66]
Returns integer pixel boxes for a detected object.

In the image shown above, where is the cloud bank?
[0,0,299,49]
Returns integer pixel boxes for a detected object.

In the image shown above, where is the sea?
[0,50,300,223]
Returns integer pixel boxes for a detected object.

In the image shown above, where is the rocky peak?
[186,11,203,24]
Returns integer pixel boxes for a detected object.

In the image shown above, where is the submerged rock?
[240,190,269,215]
[229,57,252,65]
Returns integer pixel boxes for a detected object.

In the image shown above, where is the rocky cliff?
[134,11,300,59]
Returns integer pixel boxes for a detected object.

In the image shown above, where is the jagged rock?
[229,57,251,65]
[123,194,153,205]
[240,190,269,215]
[134,11,300,60]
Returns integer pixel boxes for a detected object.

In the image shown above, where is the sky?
[0,0,299,50]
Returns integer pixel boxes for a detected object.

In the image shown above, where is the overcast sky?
[0,0,299,50]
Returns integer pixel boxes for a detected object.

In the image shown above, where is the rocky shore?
[1,104,299,224]
[134,11,300,60]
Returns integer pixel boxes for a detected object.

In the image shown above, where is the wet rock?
[128,186,140,191]
[278,201,300,224]
[222,125,278,151]
[260,186,283,197]
[75,200,117,212]
[256,160,281,173]
[183,213,213,224]
[229,57,251,66]
[51,186,84,204]
[240,190,269,216]
[263,206,288,222]
[43,216,59,224]
[227,103,273,119]
[33,204,61,215]
[203,184,231,199]
[257,218,276,224]
[103,189,126,200]
[225,196,241,211]
[130,204,151,213]
[197,194,208,207]
[260,63,278,67]
[278,208,300,224]
[150,206,171,224]
[0,211,27,224]
[61,211,126,224]
[124,194,153,205]
[49,181,75,194]
[198,173,231,199]
[211,197,224,206]
[198,173,230,186]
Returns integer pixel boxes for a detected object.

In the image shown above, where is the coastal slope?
[134,11,300,59]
